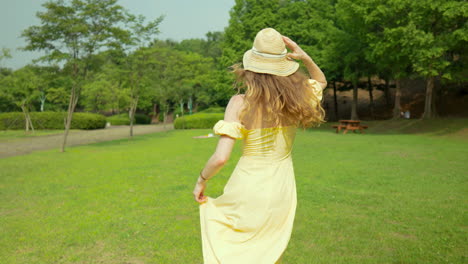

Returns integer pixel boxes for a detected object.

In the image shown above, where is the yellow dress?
[199,79,323,264]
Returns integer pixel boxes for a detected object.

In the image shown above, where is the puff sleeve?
[308,79,324,101]
[213,120,244,140]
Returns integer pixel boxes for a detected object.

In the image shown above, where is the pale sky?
[0,0,235,69]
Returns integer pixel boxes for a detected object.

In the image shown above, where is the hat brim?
[242,49,299,77]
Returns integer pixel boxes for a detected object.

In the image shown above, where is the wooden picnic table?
[332,120,368,134]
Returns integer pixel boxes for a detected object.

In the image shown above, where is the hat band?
[251,47,287,58]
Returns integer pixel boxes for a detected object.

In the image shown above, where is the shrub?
[173,108,187,117]
[106,115,128,125]
[134,113,151,124]
[158,113,165,122]
[174,113,224,129]
[107,113,151,126]
[0,112,107,130]
[197,107,225,113]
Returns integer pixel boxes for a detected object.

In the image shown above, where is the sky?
[0,0,235,69]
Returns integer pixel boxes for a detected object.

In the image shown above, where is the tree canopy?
[1,0,465,123]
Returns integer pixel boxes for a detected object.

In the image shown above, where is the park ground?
[0,124,174,158]
[0,118,466,263]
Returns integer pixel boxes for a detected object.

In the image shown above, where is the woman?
[192,28,326,264]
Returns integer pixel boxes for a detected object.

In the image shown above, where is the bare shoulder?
[228,94,245,106]
[224,94,245,122]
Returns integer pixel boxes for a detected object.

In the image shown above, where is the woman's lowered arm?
[192,95,244,203]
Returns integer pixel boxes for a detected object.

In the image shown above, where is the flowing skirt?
[199,155,297,264]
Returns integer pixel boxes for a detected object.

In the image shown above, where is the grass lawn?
[0,120,466,263]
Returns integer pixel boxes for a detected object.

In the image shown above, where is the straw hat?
[243,28,299,76]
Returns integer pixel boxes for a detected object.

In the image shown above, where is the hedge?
[107,113,151,126]
[0,112,107,130]
[174,113,224,129]
[197,107,225,113]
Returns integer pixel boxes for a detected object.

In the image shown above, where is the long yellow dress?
[199,79,323,264]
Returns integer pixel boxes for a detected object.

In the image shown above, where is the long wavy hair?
[232,64,326,129]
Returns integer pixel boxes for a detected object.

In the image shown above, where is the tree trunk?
[129,96,139,137]
[61,84,78,152]
[26,107,34,133]
[384,78,391,107]
[129,111,134,137]
[368,76,374,119]
[422,76,435,119]
[180,100,184,117]
[21,105,29,132]
[351,79,359,120]
[392,79,401,119]
[152,103,159,124]
[20,103,35,133]
[432,75,440,118]
[188,96,193,115]
[333,81,339,121]
[163,106,169,130]
[40,93,46,112]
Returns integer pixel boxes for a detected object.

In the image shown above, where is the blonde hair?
[232,64,325,129]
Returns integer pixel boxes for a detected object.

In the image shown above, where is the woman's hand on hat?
[282,36,311,62]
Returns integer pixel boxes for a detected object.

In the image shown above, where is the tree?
[144,45,214,123]
[81,77,116,112]
[21,0,133,151]
[0,49,13,112]
[334,0,373,120]
[405,0,467,119]
[117,14,163,136]
[174,31,233,110]
[365,0,467,119]
[81,59,129,114]
[30,65,61,112]
[222,0,284,67]
[2,66,42,132]
[0,48,11,66]
[176,31,224,64]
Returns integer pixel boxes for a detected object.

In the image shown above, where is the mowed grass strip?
[0,126,466,264]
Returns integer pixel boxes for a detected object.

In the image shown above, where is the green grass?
[0,122,466,263]
[0,130,80,142]
[321,118,468,137]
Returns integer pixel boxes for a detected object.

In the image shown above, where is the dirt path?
[0,124,174,158]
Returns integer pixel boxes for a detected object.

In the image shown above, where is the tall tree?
[364,0,413,118]
[82,59,129,114]
[405,0,467,119]
[0,48,13,112]
[222,0,284,67]
[118,14,163,136]
[366,0,467,119]
[21,0,133,151]
[335,0,373,120]
[2,66,42,132]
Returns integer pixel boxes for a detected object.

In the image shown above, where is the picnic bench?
[332,120,368,134]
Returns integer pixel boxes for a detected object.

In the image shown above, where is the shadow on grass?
[309,118,467,138]
[79,129,176,148]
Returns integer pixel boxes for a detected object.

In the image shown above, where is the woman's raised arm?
[282,36,327,89]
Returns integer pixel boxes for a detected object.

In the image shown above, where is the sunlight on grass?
[0,128,466,263]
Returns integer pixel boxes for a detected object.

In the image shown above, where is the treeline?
[0,0,466,125]
[0,0,236,151]
[221,0,467,120]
